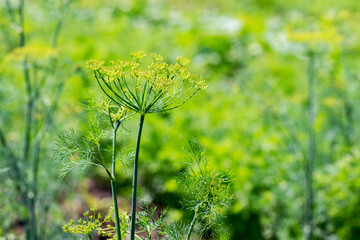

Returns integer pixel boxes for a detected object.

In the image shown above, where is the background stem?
[52,0,72,48]
[305,52,316,240]
[130,114,145,240]
[18,1,36,239]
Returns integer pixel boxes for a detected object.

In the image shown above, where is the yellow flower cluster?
[130,50,147,61]
[110,106,128,122]
[87,59,105,71]
[190,74,207,90]
[87,51,207,114]
[3,46,58,70]
[87,51,207,91]
[62,209,102,235]
[176,56,191,66]
[62,207,127,239]
[6,46,58,61]
[287,30,343,44]
[150,53,164,61]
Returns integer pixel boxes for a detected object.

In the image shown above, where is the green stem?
[18,1,34,238]
[130,114,146,240]
[0,129,27,202]
[111,180,122,240]
[112,121,122,240]
[305,52,316,240]
[23,59,32,164]
[112,121,121,176]
[186,212,197,240]
[52,0,72,47]
[88,233,92,240]
[19,0,25,47]
[30,81,41,240]
[28,196,36,240]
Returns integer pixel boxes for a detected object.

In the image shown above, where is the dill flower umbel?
[87,51,207,114]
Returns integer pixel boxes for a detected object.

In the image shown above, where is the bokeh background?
[1,0,360,239]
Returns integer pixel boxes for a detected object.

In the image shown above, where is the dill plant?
[57,51,206,239]
[0,0,73,238]
[87,51,207,240]
[56,98,131,240]
[286,27,343,240]
[178,138,233,240]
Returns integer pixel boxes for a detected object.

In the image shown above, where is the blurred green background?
[1,0,360,239]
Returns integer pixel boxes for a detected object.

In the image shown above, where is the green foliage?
[136,202,167,239]
[161,222,188,240]
[55,128,101,177]
[178,138,233,239]
[55,100,131,179]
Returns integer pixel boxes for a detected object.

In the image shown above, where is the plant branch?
[0,129,27,202]
[5,0,17,24]
[19,0,25,47]
[52,0,73,47]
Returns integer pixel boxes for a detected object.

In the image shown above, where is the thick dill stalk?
[130,114,145,240]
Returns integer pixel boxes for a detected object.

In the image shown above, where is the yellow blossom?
[176,56,191,66]
[87,59,105,71]
[130,51,147,61]
[150,53,164,61]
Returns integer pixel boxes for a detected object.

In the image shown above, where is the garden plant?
[0,0,73,239]
[57,52,232,239]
